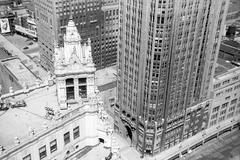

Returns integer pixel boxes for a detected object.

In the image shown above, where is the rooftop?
[222,40,240,50]
[214,58,237,77]
[0,85,58,148]
[0,47,12,60]
[2,58,39,87]
[0,66,113,150]
[95,65,117,87]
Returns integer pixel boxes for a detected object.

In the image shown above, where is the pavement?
[184,130,240,160]
[80,143,111,160]
[0,34,48,81]
[5,34,39,56]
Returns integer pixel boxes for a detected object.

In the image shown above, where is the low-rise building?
[208,58,240,128]
[12,0,37,40]
[219,40,240,62]
[0,34,47,95]
[0,56,39,95]
[96,65,117,117]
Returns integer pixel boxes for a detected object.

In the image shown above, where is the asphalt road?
[184,130,240,160]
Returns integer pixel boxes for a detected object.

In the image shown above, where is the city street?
[184,130,240,160]
[5,34,39,56]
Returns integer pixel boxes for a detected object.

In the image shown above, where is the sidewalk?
[115,116,240,160]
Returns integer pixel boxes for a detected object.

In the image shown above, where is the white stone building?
[0,18,99,160]
[54,16,96,109]
[208,59,240,128]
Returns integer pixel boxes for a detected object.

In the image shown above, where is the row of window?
[214,76,240,89]
[22,126,79,160]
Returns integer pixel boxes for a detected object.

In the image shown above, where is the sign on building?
[0,18,10,33]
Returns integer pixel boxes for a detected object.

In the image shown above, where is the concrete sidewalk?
[116,116,240,160]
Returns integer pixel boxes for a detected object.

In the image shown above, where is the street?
[184,130,240,160]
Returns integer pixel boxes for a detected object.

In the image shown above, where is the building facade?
[115,0,230,155]
[208,63,240,128]
[34,0,118,71]
[0,0,15,34]
[100,0,119,68]
[54,16,96,109]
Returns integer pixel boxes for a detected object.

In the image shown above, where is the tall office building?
[100,0,119,68]
[115,0,230,155]
[34,0,118,71]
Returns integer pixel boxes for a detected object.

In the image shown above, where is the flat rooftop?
[0,66,114,149]
[0,47,12,60]
[2,58,39,87]
[222,40,240,50]
[0,85,58,148]
[95,65,117,87]
[214,58,237,77]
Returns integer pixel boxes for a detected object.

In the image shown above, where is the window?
[231,99,237,105]
[79,86,87,98]
[211,113,217,119]
[222,80,230,85]
[39,145,47,159]
[50,139,57,153]
[213,106,219,112]
[66,78,75,100]
[232,76,239,81]
[225,96,230,100]
[23,154,31,160]
[213,83,221,89]
[222,102,228,108]
[78,78,87,98]
[64,132,70,145]
[73,126,80,139]
[78,78,86,84]
[66,78,74,85]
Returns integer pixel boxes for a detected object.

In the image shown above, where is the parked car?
[23,46,29,50]
[28,42,33,45]
[11,100,26,108]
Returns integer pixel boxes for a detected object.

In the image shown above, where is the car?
[23,46,29,50]
[11,100,26,108]
[28,42,33,45]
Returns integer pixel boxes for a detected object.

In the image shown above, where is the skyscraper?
[34,0,118,71]
[115,0,230,155]
[100,0,119,68]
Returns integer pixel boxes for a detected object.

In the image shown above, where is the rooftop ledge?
[0,96,98,158]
